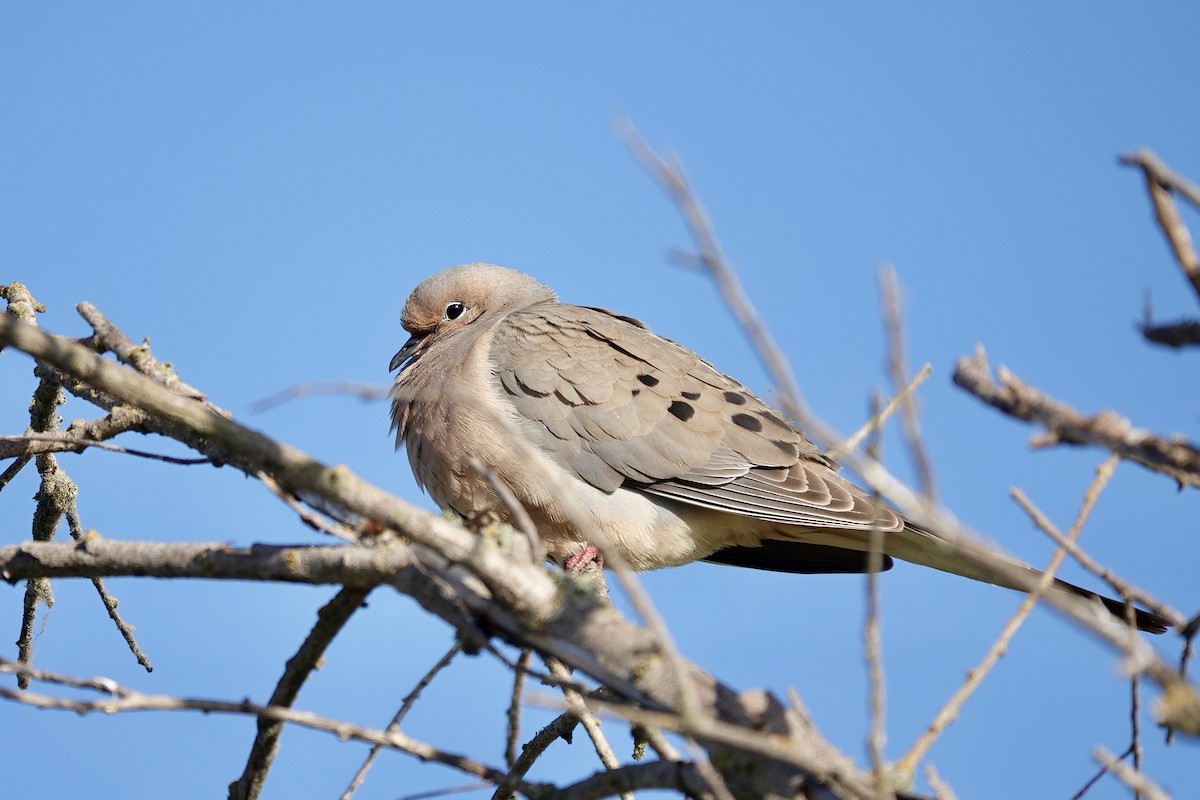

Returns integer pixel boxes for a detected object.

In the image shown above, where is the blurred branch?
[897,455,1119,779]
[953,346,1200,489]
[827,363,932,462]
[252,381,389,413]
[617,118,818,434]
[1026,501,1188,631]
[1119,148,1200,349]
[1094,745,1170,800]
[879,263,936,504]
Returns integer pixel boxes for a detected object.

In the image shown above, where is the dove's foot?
[563,543,603,574]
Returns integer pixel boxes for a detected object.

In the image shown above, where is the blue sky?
[3,4,1199,799]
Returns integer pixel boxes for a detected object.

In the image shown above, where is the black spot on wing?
[732,413,763,432]
[668,400,695,421]
[758,410,792,430]
[682,391,702,400]
[637,374,660,387]
[723,391,748,405]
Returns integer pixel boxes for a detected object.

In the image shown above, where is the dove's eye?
[444,301,466,321]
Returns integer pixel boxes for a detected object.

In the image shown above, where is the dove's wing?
[491,302,901,533]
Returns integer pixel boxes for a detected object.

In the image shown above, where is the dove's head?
[390,263,556,372]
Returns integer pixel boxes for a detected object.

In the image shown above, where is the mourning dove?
[390,263,1167,633]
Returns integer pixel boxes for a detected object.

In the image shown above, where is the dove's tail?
[880,521,1170,634]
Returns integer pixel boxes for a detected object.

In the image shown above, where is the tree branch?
[953,346,1200,488]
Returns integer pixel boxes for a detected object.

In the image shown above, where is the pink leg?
[563,542,603,574]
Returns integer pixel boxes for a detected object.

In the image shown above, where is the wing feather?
[491,303,896,531]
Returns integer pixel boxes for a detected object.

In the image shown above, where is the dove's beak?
[389,333,426,372]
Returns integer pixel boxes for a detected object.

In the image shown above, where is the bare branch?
[77,301,217,409]
[899,455,1144,778]
[864,393,892,800]
[617,118,814,429]
[251,381,390,413]
[1093,745,1170,800]
[505,649,533,768]
[5,288,152,679]
[923,765,959,800]
[231,585,375,800]
[341,640,462,800]
[1026,504,1188,631]
[544,657,633,800]
[827,363,933,462]
[879,264,936,503]
[0,658,549,798]
[1120,149,1200,290]
[0,432,210,464]
[471,458,543,565]
[953,346,1200,488]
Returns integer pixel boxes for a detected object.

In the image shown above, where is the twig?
[879,264,936,503]
[619,125,859,797]
[77,302,217,409]
[6,288,150,679]
[251,381,390,413]
[494,710,584,800]
[544,657,633,800]
[0,433,210,464]
[470,458,543,564]
[1131,674,1143,790]
[953,346,1200,488]
[1028,506,1186,631]
[0,455,31,491]
[1093,745,1170,800]
[506,649,533,767]
[864,393,892,800]
[896,455,1120,779]
[9,284,63,684]
[340,640,462,800]
[258,472,362,544]
[1069,743,1132,800]
[0,658,547,798]
[827,364,933,462]
[617,118,813,426]
[231,585,375,800]
[1119,149,1200,296]
[923,764,959,800]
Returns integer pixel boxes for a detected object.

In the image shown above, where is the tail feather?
[882,523,1169,634]
[761,521,1170,634]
